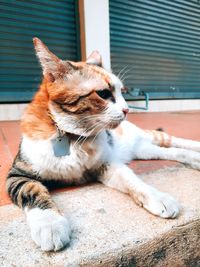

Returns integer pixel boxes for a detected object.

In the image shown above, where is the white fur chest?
[21,132,111,183]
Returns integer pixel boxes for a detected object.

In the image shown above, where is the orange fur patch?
[74,62,112,86]
[145,130,172,147]
[21,79,56,139]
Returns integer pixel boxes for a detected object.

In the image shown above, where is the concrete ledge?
[0,166,200,266]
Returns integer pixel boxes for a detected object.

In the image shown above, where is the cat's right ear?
[86,51,102,67]
[33,37,64,82]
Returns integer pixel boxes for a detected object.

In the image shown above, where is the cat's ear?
[33,37,66,81]
[86,51,102,67]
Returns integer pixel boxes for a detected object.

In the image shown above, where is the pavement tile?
[0,127,12,206]
[0,121,21,158]
[128,111,200,140]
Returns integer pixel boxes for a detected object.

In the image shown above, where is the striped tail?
[145,130,172,148]
[145,129,200,152]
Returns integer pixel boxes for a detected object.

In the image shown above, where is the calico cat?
[7,38,200,252]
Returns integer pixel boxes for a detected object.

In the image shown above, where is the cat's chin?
[107,121,122,129]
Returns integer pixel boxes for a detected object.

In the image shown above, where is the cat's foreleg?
[99,164,180,218]
[134,142,200,170]
[6,173,70,251]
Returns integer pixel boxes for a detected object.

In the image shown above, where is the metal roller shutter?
[110,0,200,99]
[0,0,79,103]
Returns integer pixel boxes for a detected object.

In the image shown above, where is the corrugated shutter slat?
[0,0,79,102]
[110,0,200,99]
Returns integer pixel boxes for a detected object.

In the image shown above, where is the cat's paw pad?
[26,208,70,251]
[142,190,180,219]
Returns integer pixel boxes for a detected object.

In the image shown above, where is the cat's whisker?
[101,109,123,121]
[76,115,100,123]
[91,130,103,146]
[78,114,102,120]
[90,121,110,146]
[73,121,104,150]
[121,74,133,83]
[72,124,95,149]
[117,65,129,80]
[73,112,116,150]
[73,109,110,131]
[70,116,103,141]
[78,122,105,151]
[75,115,102,125]
[120,66,134,82]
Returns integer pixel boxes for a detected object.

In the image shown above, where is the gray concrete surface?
[0,166,200,267]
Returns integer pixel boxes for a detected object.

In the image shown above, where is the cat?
[7,37,200,252]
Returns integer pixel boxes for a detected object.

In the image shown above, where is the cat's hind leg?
[134,141,200,170]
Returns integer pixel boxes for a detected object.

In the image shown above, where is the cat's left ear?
[86,51,102,67]
[33,37,72,82]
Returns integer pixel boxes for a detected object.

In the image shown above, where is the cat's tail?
[145,129,200,152]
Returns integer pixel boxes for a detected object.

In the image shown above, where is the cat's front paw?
[141,189,180,219]
[26,208,70,251]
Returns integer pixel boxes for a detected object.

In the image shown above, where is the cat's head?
[33,38,129,136]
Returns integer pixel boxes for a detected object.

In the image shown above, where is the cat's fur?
[7,38,200,252]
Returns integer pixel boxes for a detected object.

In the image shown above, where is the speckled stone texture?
[0,166,200,267]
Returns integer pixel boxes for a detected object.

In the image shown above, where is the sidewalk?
[0,111,200,266]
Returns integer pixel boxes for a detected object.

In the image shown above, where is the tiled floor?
[0,111,200,207]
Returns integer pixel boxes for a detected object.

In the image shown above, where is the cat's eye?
[96,89,114,100]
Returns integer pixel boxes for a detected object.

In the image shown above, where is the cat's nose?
[122,108,129,116]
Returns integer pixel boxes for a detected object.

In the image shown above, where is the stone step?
[0,166,200,267]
